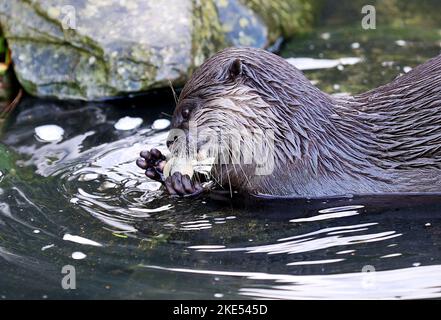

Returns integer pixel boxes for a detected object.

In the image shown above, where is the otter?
[136,47,441,198]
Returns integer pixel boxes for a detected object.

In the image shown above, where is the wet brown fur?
[171,47,441,197]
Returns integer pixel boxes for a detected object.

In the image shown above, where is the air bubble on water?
[114,116,143,131]
[152,119,171,130]
[72,252,87,260]
[351,42,360,49]
[320,32,331,40]
[35,125,65,142]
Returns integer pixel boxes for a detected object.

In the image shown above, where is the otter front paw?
[136,148,167,182]
[164,172,204,197]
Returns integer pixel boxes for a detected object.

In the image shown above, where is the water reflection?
[142,264,441,299]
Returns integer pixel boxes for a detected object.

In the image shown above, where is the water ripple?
[142,264,441,299]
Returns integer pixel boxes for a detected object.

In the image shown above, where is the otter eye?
[181,108,190,120]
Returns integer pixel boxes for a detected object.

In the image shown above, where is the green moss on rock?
[0,0,314,100]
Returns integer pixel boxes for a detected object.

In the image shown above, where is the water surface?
[1,26,441,299]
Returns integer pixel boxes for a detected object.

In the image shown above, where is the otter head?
[167,47,335,194]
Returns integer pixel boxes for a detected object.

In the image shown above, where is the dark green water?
[1,24,441,299]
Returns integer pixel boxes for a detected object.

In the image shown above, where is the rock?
[0,0,312,101]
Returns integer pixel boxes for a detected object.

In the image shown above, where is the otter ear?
[228,58,242,79]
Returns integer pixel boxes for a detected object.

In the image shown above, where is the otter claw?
[136,158,148,169]
[137,148,167,182]
[140,150,150,160]
[145,167,162,181]
[137,149,203,197]
[165,172,203,197]
[150,148,165,160]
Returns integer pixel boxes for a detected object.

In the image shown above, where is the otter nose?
[167,135,179,149]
